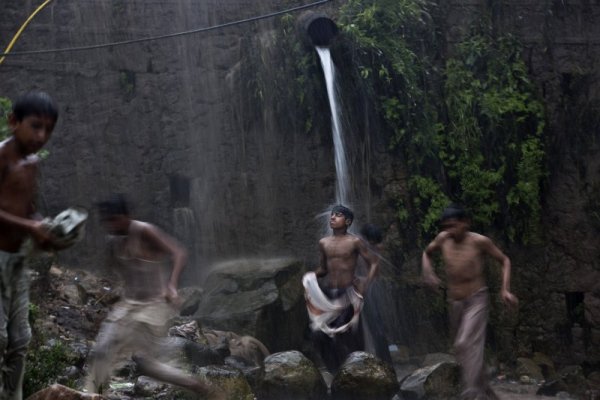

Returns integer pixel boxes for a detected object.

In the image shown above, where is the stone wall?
[2,0,600,366]
[437,0,600,365]
[0,0,356,283]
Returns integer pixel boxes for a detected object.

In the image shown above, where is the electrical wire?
[0,0,332,60]
[0,0,55,65]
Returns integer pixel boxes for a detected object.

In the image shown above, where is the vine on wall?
[337,0,546,246]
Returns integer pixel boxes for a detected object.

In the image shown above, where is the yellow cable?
[0,0,55,65]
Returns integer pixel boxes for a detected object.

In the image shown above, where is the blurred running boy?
[421,204,518,400]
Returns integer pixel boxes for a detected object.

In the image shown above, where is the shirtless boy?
[421,204,518,400]
[0,91,60,399]
[306,205,378,373]
[85,194,222,399]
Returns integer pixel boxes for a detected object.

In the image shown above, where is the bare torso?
[440,232,486,300]
[319,234,361,289]
[0,140,39,252]
[112,221,169,301]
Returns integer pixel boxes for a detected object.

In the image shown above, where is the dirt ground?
[492,381,556,400]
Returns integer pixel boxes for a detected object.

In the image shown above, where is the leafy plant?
[24,303,77,397]
[0,97,11,140]
[338,1,547,246]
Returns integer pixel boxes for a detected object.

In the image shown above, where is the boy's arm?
[422,234,443,289]
[142,225,188,303]
[0,208,53,245]
[481,236,518,307]
[315,240,328,278]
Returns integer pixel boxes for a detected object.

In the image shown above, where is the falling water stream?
[316,46,350,206]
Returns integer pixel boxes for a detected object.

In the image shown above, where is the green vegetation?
[0,97,11,140]
[24,303,77,398]
[336,1,546,246]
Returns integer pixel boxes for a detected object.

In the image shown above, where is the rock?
[331,351,399,400]
[537,379,569,396]
[178,287,204,316]
[185,365,255,400]
[558,365,588,396]
[588,371,600,390]
[168,320,204,343]
[532,352,556,379]
[62,283,87,305]
[261,350,327,400]
[389,344,410,364]
[25,384,105,400]
[203,329,269,366]
[194,258,307,352]
[162,335,227,367]
[224,355,264,391]
[134,376,167,397]
[515,357,544,383]
[421,353,456,367]
[399,361,460,400]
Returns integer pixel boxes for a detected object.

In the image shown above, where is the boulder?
[134,375,168,397]
[204,329,269,366]
[558,365,588,396]
[399,361,460,400]
[261,350,327,400]
[188,365,255,400]
[25,384,105,400]
[421,353,456,367]
[532,352,557,379]
[330,351,398,400]
[515,357,544,383]
[193,258,307,352]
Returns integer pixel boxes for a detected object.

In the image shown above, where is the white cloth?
[302,271,363,337]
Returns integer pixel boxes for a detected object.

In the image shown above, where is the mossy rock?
[331,351,398,400]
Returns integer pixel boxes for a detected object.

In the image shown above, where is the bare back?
[319,234,362,289]
[439,231,487,300]
[0,139,39,252]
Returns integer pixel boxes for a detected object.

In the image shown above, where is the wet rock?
[421,353,456,367]
[558,365,588,396]
[515,357,544,383]
[203,329,268,366]
[389,344,410,364]
[180,365,254,400]
[399,361,460,400]
[134,375,168,397]
[62,283,88,306]
[194,258,307,353]
[261,350,327,400]
[224,355,264,390]
[178,287,204,316]
[179,336,227,366]
[330,351,398,400]
[536,379,569,396]
[532,352,556,379]
[588,371,600,390]
[25,384,105,400]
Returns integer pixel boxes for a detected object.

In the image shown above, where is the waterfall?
[315,46,350,206]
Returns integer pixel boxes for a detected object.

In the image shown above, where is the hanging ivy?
[338,1,546,246]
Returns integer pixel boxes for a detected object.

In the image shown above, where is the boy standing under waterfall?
[86,194,223,399]
[421,204,518,400]
[303,205,379,373]
[0,91,62,399]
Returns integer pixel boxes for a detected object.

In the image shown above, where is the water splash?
[315,46,350,206]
